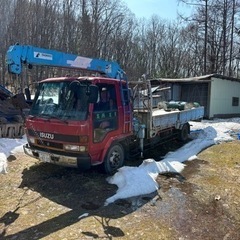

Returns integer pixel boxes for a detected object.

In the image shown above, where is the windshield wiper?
[28,113,49,119]
[48,114,70,124]
[29,113,68,124]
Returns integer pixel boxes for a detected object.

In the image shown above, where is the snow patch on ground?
[0,136,26,174]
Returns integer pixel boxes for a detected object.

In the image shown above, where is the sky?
[1,118,240,207]
[123,0,192,20]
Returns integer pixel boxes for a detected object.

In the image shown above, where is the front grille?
[28,129,80,142]
[36,139,63,150]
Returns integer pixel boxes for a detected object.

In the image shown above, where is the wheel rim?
[109,149,121,169]
[105,144,124,174]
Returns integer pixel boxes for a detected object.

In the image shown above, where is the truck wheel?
[179,123,190,142]
[103,143,124,174]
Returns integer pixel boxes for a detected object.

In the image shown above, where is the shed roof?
[150,73,240,83]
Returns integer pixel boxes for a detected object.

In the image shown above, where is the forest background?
[1,0,240,93]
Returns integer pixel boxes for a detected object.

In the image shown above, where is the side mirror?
[70,80,80,91]
[25,87,31,101]
[88,85,98,103]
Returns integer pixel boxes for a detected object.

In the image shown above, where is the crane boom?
[6,44,126,80]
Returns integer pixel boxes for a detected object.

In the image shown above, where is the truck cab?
[24,76,132,174]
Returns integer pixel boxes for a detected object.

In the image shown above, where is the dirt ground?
[0,140,240,240]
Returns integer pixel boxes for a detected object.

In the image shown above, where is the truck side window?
[94,90,110,111]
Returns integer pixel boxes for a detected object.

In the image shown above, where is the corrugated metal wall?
[172,83,209,118]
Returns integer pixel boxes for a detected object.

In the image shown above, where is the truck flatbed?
[135,106,204,138]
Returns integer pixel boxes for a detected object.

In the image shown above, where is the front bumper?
[23,144,91,170]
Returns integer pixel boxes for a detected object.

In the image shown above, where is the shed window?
[232,97,239,106]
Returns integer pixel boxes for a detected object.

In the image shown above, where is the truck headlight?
[64,144,87,152]
[28,136,35,144]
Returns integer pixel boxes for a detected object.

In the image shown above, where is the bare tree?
[0,0,17,86]
[3,0,240,92]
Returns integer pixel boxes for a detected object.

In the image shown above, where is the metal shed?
[150,74,240,119]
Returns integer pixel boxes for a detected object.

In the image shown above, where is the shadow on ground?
[1,160,157,239]
[0,139,197,239]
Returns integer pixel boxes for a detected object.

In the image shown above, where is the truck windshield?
[30,81,89,120]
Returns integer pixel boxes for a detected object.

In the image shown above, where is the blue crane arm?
[6,44,126,80]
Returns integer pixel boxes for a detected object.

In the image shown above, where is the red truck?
[7,44,204,174]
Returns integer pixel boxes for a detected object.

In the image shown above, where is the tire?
[103,143,124,174]
[179,123,190,142]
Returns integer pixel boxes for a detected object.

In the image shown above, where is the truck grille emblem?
[39,132,54,140]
